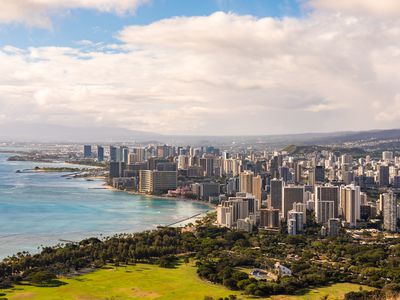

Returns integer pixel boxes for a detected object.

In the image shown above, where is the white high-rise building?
[288,210,304,233]
[383,191,397,232]
[382,151,393,162]
[216,193,257,228]
[340,184,361,227]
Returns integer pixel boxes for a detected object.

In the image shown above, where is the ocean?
[0,152,208,259]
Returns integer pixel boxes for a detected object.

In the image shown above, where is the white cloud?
[1,11,400,135]
[308,0,400,17]
[0,0,150,28]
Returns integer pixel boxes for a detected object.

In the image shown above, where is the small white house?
[274,262,292,276]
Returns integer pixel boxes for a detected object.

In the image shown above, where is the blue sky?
[0,0,302,48]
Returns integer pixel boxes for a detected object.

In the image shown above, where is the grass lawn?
[2,263,373,300]
[271,283,374,300]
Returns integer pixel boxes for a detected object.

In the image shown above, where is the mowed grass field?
[2,263,373,300]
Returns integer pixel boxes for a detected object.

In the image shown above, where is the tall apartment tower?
[139,170,178,194]
[315,185,339,224]
[239,171,254,194]
[121,147,129,164]
[84,145,92,158]
[259,208,280,228]
[252,175,262,210]
[314,166,325,183]
[382,151,393,162]
[341,154,352,166]
[97,145,104,162]
[269,178,283,211]
[109,146,117,162]
[383,191,397,232]
[379,165,390,187]
[282,186,305,221]
[340,184,361,227]
[294,163,302,184]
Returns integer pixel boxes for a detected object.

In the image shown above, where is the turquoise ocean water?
[0,152,208,259]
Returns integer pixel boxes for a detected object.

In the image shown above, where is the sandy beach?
[103,183,217,210]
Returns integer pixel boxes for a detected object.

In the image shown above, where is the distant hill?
[305,129,400,145]
[0,123,161,143]
[1,123,400,146]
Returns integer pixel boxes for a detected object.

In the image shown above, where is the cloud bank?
[309,0,400,17]
[1,3,400,135]
[0,0,149,28]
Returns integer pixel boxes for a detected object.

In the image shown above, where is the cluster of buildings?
[81,144,399,235]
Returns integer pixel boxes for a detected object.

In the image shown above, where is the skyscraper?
[239,171,254,194]
[97,145,104,162]
[340,184,361,227]
[259,208,280,228]
[383,191,397,232]
[269,178,283,211]
[280,166,291,183]
[314,166,325,183]
[109,146,117,162]
[83,145,92,158]
[282,186,305,221]
[379,165,390,187]
[294,163,302,184]
[382,151,393,162]
[121,147,129,164]
[139,170,178,194]
[252,175,262,210]
[288,210,304,233]
[315,185,339,224]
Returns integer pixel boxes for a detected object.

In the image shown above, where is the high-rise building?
[97,145,104,162]
[294,163,302,184]
[121,147,129,164]
[132,147,146,162]
[383,191,397,232]
[382,151,393,162]
[177,155,189,170]
[269,178,283,211]
[340,184,361,227]
[109,146,117,162]
[314,166,325,183]
[288,210,304,233]
[341,154,352,166]
[217,194,256,228]
[139,170,178,194]
[156,145,173,158]
[282,186,304,221]
[379,165,390,187]
[259,208,280,228]
[393,176,400,189]
[280,166,291,183]
[225,178,236,195]
[327,218,340,236]
[200,156,214,177]
[84,145,92,158]
[239,171,254,194]
[287,218,297,235]
[200,182,220,201]
[252,175,262,210]
[342,171,354,185]
[315,185,339,224]
[109,161,126,179]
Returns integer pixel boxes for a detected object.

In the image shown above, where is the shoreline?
[103,183,217,210]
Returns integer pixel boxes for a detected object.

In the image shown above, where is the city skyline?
[1,0,400,136]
